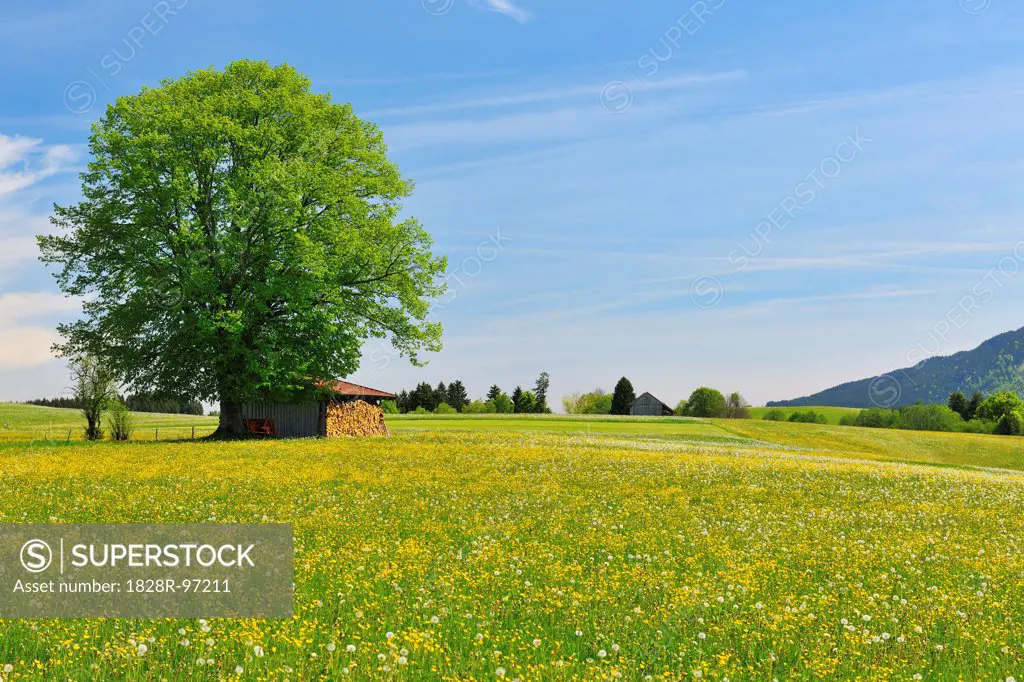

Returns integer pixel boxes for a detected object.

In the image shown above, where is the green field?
[715,417,1024,471]
[5,403,1024,473]
[389,413,736,440]
[747,405,862,424]
[1,404,1024,679]
[0,403,218,443]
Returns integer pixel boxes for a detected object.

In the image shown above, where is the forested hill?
[768,327,1024,408]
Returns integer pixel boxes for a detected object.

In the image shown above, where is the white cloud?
[474,0,531,23]
[383,72,746,150]
[0,134,81,376]
[372,71,744,118]
[0,236,40,271]
[0,292,81,326]
[0,326,61,369]
[0,136,40,169]
[0,292,80,369]
[0,134,77,285]
[0,134,76,197]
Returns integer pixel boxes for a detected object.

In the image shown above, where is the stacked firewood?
[325,400,390,438]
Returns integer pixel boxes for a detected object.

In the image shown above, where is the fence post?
[192,425,196,440]
[155,428,159,442]
[66,429,72,444]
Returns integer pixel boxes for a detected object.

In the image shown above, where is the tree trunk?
[213,399,246,438]
[85,415,102,441]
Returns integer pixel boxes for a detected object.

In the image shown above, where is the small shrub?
[995,410,1024,436]
[412,406,430,414]
[788,411,827,425]
[490,393,515,414]
[762,409,787,422]
[725,392,750,419]
[434,402,457,415]
[838,414,858,426]
[107,398,135,442]
[463,400,489,414]
[856,408,901,429]
[381,400,399,414]
[961,419,996,435]
[897,404,964,433]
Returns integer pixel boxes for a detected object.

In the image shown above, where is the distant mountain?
[768,327,1024,409]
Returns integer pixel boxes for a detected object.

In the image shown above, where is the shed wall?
[630,393,671,416]
[240,401,324,437]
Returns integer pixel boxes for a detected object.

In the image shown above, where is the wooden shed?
[630,392,674,416]
[240,380,396,438]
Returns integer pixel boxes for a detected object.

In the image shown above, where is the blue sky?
[2,0,1024,407]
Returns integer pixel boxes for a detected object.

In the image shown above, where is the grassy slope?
[0,403,219,442]
[5,402,1024,472]
[388,413,735,439]
[715,418,1024,470]
[747,405,861,424]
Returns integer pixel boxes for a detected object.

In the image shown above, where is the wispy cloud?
[0,135,76,197]
[473,0,531,23]
[0,135,78,288]
[381,71,746,149]
[330,69,521,88]
[371,71,745,118]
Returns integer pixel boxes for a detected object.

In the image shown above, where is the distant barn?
[630,392,674,416]
[240,380,396,438]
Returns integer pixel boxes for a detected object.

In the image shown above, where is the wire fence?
[0,424,219,444]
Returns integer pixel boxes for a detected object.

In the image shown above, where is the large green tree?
[511,386,524,413]
[684,387,727,418]
[533,371,550,413]
[979,392,1023,423]
[947,391,969,420]
[610,377,635,415]
[447,380,469,412]
[39,61,446,436]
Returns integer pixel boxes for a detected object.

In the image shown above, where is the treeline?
[563,379,750,418]
[764,391,1024,436]
[26,392,203,415]
[763,409,828,424]
[25,396,83,409]
[393,372,552,414]
[835,391,1024,435]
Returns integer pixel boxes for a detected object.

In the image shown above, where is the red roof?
[320,380,396,399]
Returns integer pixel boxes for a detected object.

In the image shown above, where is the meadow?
[1,405,1023,679]
[0,403,218,443]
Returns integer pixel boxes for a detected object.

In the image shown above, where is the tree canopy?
[533,371,550,412]
[610,377,635,415]
[684,387,727,418]
[39,61,446,435]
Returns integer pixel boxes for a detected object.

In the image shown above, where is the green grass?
[2,405,1024,678]
[389,412,737,440]
[747,405,861,424]
[715,417,1024,471]
[4,402,1024,473]
[1,429,1023,679]
[0,403,218,442]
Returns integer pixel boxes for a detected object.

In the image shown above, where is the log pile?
[325,400,390,438]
